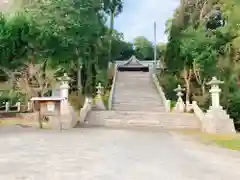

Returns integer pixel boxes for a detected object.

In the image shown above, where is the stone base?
[48,116,62,130]
[205,108,236,133]
[173,101,185,113]
[48,101,78,130]
[94,96,106,110]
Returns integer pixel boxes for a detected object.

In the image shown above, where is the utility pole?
[154,22,157,71]
[108,0,113,65]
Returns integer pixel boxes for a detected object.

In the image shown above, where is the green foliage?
[0,90,23,106]
[0,0,130,100]
[164,0,240,129]
[227,91,240,129]
[68,91,85,111]
[157,73,182,101]
[133,36,154,60]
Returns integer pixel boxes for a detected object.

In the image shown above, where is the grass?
[0,118,50,129]
[172,129,240,151]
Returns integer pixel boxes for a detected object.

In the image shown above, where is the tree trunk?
[75,49,82,95]
[84,47,93,97]
[38,110,43,129]
[183,68,192,103]
[77,58,82,95]
[185,79,190,102]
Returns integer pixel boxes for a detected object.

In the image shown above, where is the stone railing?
[151,74,171,112]
[108,64,117,110]
[79,97,92,124]
[191,101,207,131]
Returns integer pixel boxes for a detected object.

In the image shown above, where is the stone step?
[112,104,165,111]
[113,99,163,103]
[85,111,200,129]
[112,102,163,106]
[113,100,163,105]
[112,71,164,110]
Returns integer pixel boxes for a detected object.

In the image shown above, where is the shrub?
[68,91,85,112]
[157,73,182,101]
[102,90,110,109]
[227,91,240,131]
[0,90,24,106]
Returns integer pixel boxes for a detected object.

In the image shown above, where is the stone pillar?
[27,102,31,111]
[5,102,9,112]
[173,84,185,112]
[16,102,21,112]
[95,83,105,110]
[206,77,223,109]
[108,62,112,69]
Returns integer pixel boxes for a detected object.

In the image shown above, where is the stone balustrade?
[151,74,171,112]
[79,97,93,124]
[108,64,117,110]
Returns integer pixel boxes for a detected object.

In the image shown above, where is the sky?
[114,0,180,43]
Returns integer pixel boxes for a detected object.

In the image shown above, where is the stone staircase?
[86,110,200,129]
[85,71,200,129]
[112,72,164,111]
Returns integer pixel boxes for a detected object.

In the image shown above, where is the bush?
[68,91,85,112]
[102,90,110,109]
[157,73,182,101]
[0,90,24,106]
[227,91,240,131]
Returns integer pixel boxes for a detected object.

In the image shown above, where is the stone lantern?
[204,76,236,133]
[57,73,71,100]
[95,83,105,110]
[174,85,185,100]
[173,84,185,112]
[206,76,223,109]
[96,83,103,96]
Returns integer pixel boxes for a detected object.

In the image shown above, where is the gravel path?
[0,126,239,180]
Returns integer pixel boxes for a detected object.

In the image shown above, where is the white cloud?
[115,0,179,43]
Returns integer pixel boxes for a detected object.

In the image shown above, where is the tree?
[163,0,240,126]
[103,0,123,63]
[26,0,108,96]
[133,36,154,60]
